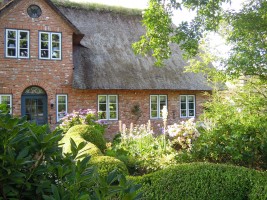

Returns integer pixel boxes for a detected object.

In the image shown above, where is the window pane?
[181,96,186,102]
[109,96,117,103]
[58,104,66,112]
[181,102,186,109]
[151,111,158,118]
[181,110,187,117]
[188,96,194,102]
[109,103,116,112]
[20,32,28,40]
[109,112,117,119]
[41,33,49,41]
[99,111,106,119]
[8,39,16,47]
[99,103,106,111]
[189,110,194,116]
[8,49,16,56]
[58,96,66,104]
[41,50,48,58]
[151,103,157,111]
[189,103,194,109]
[8,30,16,39]
[52,34,59,42]
[1,96,10,104]
[151,96,157,103]
[52,51,60,59]
[99,96,106,103]
[41,42,49,49]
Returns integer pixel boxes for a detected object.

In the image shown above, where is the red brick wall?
[0,0,73,116]
[0,0,210,140]
[57,89,209,140]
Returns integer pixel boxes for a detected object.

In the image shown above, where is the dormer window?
[39,32,61,60]
[5,29,29,58]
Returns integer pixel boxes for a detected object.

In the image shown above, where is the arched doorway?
[21,86,47,125]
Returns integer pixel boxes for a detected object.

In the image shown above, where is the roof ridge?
[52,0,143,16]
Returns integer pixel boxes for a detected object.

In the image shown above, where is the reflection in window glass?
[57,95,67,122]
[98,95,118,120]
[180,95,195,118]
[150,95,167,119]
[0,95,12,114]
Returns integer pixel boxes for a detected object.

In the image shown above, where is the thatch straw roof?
[58,4,212,90]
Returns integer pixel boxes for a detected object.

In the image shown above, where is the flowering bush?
[167,118,200,151]
[107,121,177,175]
[58,109,107,133]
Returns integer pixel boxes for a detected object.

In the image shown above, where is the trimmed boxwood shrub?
[89,156,129,177]
[60,136,103,158]
[66,125,106,152]
[130,162,267,200]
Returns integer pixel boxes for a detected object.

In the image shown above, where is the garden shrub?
[191,79,267,169]
[66,124,106,152]
[107,122,177,175]
[60,135,103,158]
[0,109,140,200]
[130,162,267,200]
[89,156,129,178]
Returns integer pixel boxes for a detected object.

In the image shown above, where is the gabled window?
[5,29,29,58]
[180,95,195,118]
[0,94,12,114]
[56,94,67,122]
[98,95,118,120]
[150,95,167,119]
[39,32,61,60]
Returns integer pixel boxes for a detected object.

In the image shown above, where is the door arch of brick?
[21,86,48,125]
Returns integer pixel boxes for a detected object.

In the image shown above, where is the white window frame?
[98,95,118,120]
[39,32,61,60]
[56,94,68,122]
[180,95,195,118]
[0,94,12,114]
[5,29,29,59]
[150,95,167,119]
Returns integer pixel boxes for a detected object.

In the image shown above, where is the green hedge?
[60,128,103,158]
[89,156,129,178]
[130,162,267,200]
[65,125,106,152]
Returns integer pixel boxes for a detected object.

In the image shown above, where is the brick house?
[0,0,211,138]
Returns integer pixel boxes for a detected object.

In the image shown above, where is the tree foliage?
[133,0,267,78]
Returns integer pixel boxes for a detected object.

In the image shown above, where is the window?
[98,95,118,120]
[180,95,195,118]
[0,95,12,114]
[56,94,67,122]
[39,32,61,60]
[5,29,29,58]
[150,95,167,119]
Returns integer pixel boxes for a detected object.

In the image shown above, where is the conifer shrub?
[130,162,267,200]
[89,156,129,178]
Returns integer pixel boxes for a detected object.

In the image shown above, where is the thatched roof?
[58,4,212,91]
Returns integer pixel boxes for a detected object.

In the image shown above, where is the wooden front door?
[21,86,47,125]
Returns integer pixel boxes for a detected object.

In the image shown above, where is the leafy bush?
[107,122,177,175]
[0,110,141,200]
[167,118,200,151]
[89,156,129,178]
[66,124,107,152]
[130,162,267,200]
[191,79,267,169]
